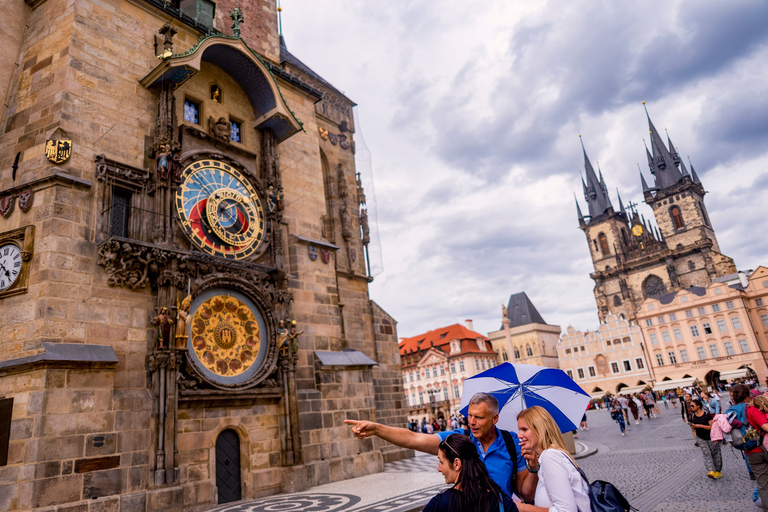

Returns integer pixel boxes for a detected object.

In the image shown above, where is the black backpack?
[463,428,518,496]
[564,455,635,512]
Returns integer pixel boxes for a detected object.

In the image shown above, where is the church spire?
[575,193,585,223]
[643,102,683,189]
[688,156,702,184]
[580,135,612,218]
[639,163,652,194]
[616,188,627,217]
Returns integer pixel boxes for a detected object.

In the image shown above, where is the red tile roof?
[398,323,491,359]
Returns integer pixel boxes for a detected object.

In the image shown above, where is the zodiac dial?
[175,159,265,259]
[187,291,267,384]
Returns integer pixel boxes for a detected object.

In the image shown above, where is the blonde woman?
[516,406,590,512]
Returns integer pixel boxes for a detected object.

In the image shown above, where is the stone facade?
[636,270,768,388]
[0,1,405,510]
[558,314,653,397]
[487,323,560,368]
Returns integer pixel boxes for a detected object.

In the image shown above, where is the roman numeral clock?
[0,226,34,298]
[175,159,265,260]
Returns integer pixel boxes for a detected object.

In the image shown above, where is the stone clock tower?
[576,108,736,322]
[0,1,405,510]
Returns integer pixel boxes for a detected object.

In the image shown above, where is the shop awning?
[616,385,650,395]
[653,377,696,392]
[719,368,753,381]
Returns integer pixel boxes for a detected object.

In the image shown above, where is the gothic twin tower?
[576,107,735,322]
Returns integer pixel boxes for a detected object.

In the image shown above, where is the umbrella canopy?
[459,362,590,433]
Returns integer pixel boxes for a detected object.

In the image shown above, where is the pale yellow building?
[488,292,560,368]
[558,314,654,397]
[637,268,768,390]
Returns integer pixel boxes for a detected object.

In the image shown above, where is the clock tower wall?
[583,216,625,273]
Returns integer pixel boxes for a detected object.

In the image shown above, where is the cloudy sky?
[281,0,768,338]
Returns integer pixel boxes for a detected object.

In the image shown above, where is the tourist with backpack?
[727,383,768,506]
[515,406,590,512]
[688,398,722,479]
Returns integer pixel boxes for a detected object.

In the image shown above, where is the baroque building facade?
[487,292,560,368]
[636,267,768,389]
[576,108,736,323]
[558,315,653,398]
[0,1,405,511]
[399,321,498,422]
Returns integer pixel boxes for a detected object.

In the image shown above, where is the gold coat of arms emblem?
[45,140,72,164]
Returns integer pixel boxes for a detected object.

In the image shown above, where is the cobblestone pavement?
[578,399,760,512]
[213,395,762,511]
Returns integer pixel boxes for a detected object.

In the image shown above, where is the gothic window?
[502,351,508,362]
[614,295,621,306]
[230,119,241,143]
[514,347,520,359]
[109,188,132,238]
[621,228,628,245]
[598,233,610,256]
[183,98,200,124]
[526,345,533,357]
[670,205,684,229]
[642,275,667,299]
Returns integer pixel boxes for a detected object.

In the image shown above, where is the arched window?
[621,228,628,245]
[614,295,621,306]
[526,345,533,357]
[598,233,610,256]
[514,347,520,359]
[643,274,667,299]
[670,205,684,229]
[502,350,508,362]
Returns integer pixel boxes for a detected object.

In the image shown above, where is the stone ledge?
[0,343,118,377]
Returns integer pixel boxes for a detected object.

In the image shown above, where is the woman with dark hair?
[688,398,721,479]
[423,434,518,512]
[730,383,768,507]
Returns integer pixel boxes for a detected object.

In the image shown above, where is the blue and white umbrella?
[459,362,590,433]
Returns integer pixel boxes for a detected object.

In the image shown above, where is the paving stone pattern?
[578,400,759,512]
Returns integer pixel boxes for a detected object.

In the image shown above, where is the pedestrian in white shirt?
[515,406,590,512]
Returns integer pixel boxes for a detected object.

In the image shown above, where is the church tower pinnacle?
[580,135,613,219]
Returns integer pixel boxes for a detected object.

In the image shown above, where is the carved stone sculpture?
[209,116,231,143]
[156,144,171,180]
[175,295,191,349]
[152,307,172,349]
[340,202,352,241]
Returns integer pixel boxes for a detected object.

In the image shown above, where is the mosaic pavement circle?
[212,493,361,512]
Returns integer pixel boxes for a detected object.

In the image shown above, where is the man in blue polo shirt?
[345,392,538,502]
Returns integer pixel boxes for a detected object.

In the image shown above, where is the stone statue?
[175,295,191,349]
[156,144,171,180]
[267,186,276,213]
[501,304,508,321]
[340,202,352,241]
[288,320,303,354]
[152,307,172,349]
[171,148,182,183]
[276,186,284,211]
[277,320,289,357]
[209,116,230,143]
[360,208,370,245]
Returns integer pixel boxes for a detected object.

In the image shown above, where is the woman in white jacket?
[515,406,590,512]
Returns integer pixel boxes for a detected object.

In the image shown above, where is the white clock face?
[0,243,22,291]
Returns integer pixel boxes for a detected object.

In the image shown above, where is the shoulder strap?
[498,429,518,493]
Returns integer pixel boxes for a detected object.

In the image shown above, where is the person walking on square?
[515,406,591,512]
[689,398,722,479]
[628,395,640,425]
[610,397,626,436]
[617,394,629,423]
[422,433,518,512]
[728,384,768,506]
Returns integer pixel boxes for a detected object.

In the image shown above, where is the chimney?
[465,319,474,331]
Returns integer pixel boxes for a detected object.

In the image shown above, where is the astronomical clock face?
[175,159,265,259]
[631,224,644,237]
[187,289,268,385]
